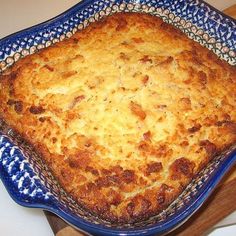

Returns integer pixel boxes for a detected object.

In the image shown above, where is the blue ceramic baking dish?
[0,0,235,235]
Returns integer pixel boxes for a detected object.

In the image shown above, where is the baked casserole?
[0,13,235,223]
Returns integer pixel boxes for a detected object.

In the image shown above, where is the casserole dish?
[1,1,234,234]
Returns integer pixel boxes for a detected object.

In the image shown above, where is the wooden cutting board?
[44,5,236,236]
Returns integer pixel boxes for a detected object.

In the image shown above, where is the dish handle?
[0,135,56,209]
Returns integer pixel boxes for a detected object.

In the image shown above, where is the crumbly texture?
[0,13,236,223]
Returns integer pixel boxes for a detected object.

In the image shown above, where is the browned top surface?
[0,12,235,224]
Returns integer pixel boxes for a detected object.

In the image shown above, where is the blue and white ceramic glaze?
[0,1,235,235]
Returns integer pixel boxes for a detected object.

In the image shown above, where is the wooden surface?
[223,4,236,18]
[44,5,236,236]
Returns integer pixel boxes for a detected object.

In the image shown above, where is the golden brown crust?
[0,12,236,223]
